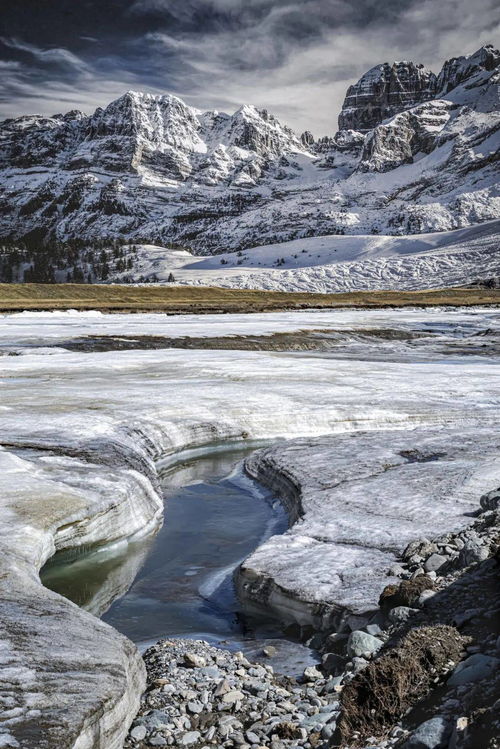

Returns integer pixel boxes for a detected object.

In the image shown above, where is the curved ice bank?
[0,307,499,747]
[239,429,500,631]
[0,424,258,749]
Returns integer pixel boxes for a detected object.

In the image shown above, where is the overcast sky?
[1,0,499,135]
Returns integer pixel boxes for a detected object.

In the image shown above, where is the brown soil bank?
[0,283,499,313]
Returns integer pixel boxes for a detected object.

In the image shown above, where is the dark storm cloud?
[0,0,498,133]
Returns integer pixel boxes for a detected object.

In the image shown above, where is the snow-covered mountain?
[0,45,499,255]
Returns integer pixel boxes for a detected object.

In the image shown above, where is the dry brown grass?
[0,283,498,313]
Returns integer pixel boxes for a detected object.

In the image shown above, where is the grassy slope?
[0,283,498,313]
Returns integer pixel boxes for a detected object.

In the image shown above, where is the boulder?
[402,716,451,748]
[458,538,489,567]
[389,606,419,623]
[424,554,447,573]
[303,665,322,681]
[347,631,384,659]
[447,654,499,686]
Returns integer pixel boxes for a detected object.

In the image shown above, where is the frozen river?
[0,306,499,749]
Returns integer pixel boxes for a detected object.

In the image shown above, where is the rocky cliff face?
[337,44,500,133]
[0,45,498,252]
[338,61,437,132]
[436,44,500,94]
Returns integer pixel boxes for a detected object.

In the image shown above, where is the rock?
[187,700,203,713]
[245,679,268,695]
[436,45,500,93]
[347,631,383,658]
[138,710,171,729]
[418,590,436,606]
[218,715,241,734]
[148,737,167,747]
[345,614,369,632]
[179,731,201,746]
[424,554,447,572]
[184,652,206,668]
[338,61,437,132]
[447,654,499,686]
[214,679,231,696]
[448,716,468,749]
[409,554,424,565]
[322,652,346,676]
[262,645,277,657]
[245,730,261,744]
[321,723,335,740]
[365,624,383,637]
[323,675,343,693]
[480,488,500,511]
[452,608,481,628]
[402,716,451,748]
[389,563,406,577]
[351,656,369,673]
[324,632,349,654]
[388,606,419,623]
[303,665,322,681]
[130,725,147,741]
[458,538,489,567]
[221,689,245,704]
[199,665,220,679]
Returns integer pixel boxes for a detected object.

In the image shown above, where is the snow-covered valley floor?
[0,306,499,748]
[116,220,500,293]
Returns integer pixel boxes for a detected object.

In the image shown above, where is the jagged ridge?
[0,45,498,253]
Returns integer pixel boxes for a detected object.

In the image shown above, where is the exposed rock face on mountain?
[0,45,498,253]
[436,44,500,94]
[358,99,451,172]
[338,61,437,132]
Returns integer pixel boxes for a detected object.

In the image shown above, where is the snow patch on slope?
[113,220,500,292]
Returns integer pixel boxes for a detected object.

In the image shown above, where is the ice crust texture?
[0,307,499,747]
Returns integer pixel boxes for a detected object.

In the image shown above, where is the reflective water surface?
[41,447,319,673]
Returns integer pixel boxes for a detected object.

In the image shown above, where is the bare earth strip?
[0,283,499,313]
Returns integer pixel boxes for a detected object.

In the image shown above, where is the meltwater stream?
[41,446,319,675]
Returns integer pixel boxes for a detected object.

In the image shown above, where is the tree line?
[0,238,139,284]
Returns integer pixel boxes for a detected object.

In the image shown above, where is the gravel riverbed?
[125,488,500,749]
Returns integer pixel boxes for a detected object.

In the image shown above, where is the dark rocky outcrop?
[338,44,500,133]
[338,61,437,132]
[436,44,500,94]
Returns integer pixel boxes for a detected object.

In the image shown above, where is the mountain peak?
[436,44,500,94]
[338,60,436,131]
[0,43,498,253]
[338,44,500,132]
